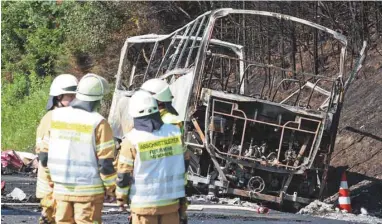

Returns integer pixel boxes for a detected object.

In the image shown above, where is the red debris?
[1,150,24,172]
[257,206,269,214]
[1,181,5,193]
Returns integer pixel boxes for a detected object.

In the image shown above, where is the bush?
[0,1,141,151]
[1,74,52,151]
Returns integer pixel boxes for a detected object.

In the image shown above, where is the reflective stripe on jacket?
[126,124,185,209]
[36,111,54,198]
[36,164,53,198]
[47,107,104,196]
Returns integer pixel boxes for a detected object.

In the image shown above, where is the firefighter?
[116,90,187,224]
[36,74,78,224]
[140,78,190,222]
[140,78,182,127]
[39,73,117,223]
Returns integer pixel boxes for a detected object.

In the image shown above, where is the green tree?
[1,1,138,150]
[1,1,66,150]
[1,1,67,77]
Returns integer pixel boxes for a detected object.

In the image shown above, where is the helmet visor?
[62,85,77,93]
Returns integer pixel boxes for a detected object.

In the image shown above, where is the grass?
[1,75,113,152]
[1,75,51,152]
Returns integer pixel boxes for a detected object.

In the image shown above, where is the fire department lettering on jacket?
[138,136,183,161]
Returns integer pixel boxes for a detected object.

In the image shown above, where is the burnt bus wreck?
[109,9,367,206]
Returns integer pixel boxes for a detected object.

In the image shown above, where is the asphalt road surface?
[0,174,363,224]
[1,204,359,224]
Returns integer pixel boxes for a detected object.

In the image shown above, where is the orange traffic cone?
[338,171,352,213]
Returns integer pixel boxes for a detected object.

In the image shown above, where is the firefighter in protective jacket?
[141,78,190,221]
[39,74,117,223]
[36,74,78,224]
[141,78,182,127]
[116,90,187,224]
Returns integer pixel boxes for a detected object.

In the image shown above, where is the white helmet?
[49,74,78,96]
[76,73,109,102]
[140,78,173,102]
[128,90,159,118]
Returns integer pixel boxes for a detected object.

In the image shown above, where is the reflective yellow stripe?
[102,174,117,187]
[116,186,130,195]
[118,155,134,166]
[54,183,104,196]
[131,199,179,208]
[37,188,52,196]
[96,140,115,152]
[37,184,52,193]
[37,178,52,188]
[36,178,53,195]
[51,121,93,134]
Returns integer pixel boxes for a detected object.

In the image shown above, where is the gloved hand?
[114,138,122,151]
[179,213,188,224]
[179,197,189,224]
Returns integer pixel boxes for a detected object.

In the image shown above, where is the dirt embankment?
[331,43,382,179]
[322,42,382,217]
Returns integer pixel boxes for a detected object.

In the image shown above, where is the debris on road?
[298,200,336,215]
[188,195,262,212]
[361,207,368,216]
[15,152,37,164]
[1,150,24,174]
[219,197,241,205]
[16,151,38,172]
[6,188,27,201]
[257,206,269,214]
[298,200,382,224]
[1,150,39,175]
[1,181,6,194]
